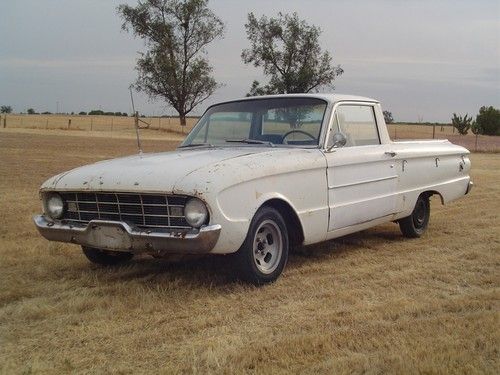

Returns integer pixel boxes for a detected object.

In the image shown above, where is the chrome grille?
[59,192,190,229]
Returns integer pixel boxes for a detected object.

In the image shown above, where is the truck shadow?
[92,225,402,288]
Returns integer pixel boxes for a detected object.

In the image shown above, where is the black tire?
[82,246,133,266]
[399,194,430,238]
[233,206,289,285]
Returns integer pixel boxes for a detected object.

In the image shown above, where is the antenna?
[129,87,143,154]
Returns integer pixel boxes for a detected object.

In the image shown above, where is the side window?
[336,105,380,147]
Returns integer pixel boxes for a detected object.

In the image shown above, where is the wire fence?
[1,115,498,152]
[0,114,198,134]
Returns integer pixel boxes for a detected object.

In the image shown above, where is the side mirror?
[328,132,347,151]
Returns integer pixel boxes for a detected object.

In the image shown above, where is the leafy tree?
[27,108,36,114]
[451,113,472,135]
[383,110,394,124]
[475,106,500,136]
[89,110,105,116]
[242,12,343,95]
[41,111,52,115]
[79,111,87,115]
[1,105,12,113]
[118,0,224,125]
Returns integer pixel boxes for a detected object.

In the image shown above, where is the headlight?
[184,198,208,228]
[45,193,64,219]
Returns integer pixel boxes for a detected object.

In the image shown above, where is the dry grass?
[0,129,499,374]
[1,114,198,134]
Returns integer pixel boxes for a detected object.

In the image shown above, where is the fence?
[0,115,498,152]
[0,114,199,134]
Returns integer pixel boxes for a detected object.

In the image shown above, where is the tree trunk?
[180,115,186,126]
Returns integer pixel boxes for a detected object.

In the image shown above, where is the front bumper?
[33,215,221,254]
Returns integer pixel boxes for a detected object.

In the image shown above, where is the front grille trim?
[59,192,191,230]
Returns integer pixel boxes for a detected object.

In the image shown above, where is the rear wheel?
[233,207,289,285]
[82,246,133,266]
[399,194,430,238]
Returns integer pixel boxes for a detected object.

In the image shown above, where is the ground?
[0,129,498,374]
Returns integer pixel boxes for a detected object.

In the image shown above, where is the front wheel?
[233,207,289,285]
[399,194,430,238]
[82,246,133,266]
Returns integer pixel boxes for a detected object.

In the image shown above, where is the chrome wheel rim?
[253,219,283,274]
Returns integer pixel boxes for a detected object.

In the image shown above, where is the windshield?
[181,97,328,148]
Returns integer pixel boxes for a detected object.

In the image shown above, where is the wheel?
[399,194,430,238]
[82,246,133,266]
[233,206,289,285]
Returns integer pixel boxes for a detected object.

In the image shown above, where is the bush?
[475,106,500,136]
[383,110,394,124]
[451,113,472,135]
[79,111,87,115]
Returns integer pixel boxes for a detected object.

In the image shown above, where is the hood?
[41,147,264,193]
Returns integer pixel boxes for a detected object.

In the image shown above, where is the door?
[325,104,398,231]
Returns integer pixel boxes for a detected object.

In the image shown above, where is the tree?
[451,113,472,135]
[1,105,12,113]
[383,110,394,124]
[118,0,224,125]
[27,108,36,115]
[241,12,343,95]
[475,106,500,136]
[79,111,87,115]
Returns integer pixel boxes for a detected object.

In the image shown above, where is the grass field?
[0,129,499,374]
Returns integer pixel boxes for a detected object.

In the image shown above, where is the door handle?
[385,151,397,157]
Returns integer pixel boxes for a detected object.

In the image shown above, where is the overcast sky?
[1,0,499,122]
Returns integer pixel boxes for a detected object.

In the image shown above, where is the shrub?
[383,110,394,124]
[475,106,500,136]
[451,113,472,135]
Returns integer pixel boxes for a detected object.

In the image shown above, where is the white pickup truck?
[34,94,472,284]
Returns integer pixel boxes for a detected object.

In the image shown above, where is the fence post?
[432,124,436,139]
[90,118,93,131]
[68,118,71,130]
[2,116,5,128]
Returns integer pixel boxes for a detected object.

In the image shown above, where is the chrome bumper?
[33,215,221,254]
[465,180,474,195]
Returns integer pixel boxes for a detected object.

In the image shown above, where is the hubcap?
[252,220,283,274]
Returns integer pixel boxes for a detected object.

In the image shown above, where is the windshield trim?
[180,96,329,149]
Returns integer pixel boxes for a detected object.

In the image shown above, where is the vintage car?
[34,94,473,284]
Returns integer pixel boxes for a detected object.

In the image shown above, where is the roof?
[236,93,379,104]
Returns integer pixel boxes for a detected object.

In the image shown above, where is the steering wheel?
[281,129,316,144]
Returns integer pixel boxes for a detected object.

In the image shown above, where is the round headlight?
[184,198,208,228]
[46,193,64,219]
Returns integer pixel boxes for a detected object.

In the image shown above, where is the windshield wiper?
[178,142,214,148]
[225,138,275,147]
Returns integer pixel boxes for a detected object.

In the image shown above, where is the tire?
[233,206,289,285]
[399,194,430,238]
[82,246,133,266]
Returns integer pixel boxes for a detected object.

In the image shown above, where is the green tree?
[242,12,343,95]
[383,110,394,124]
[451,113,472,135]
[475,106,500,136]
[27,108,36,115]
[118,0,224,126]
[1,105,12,113]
